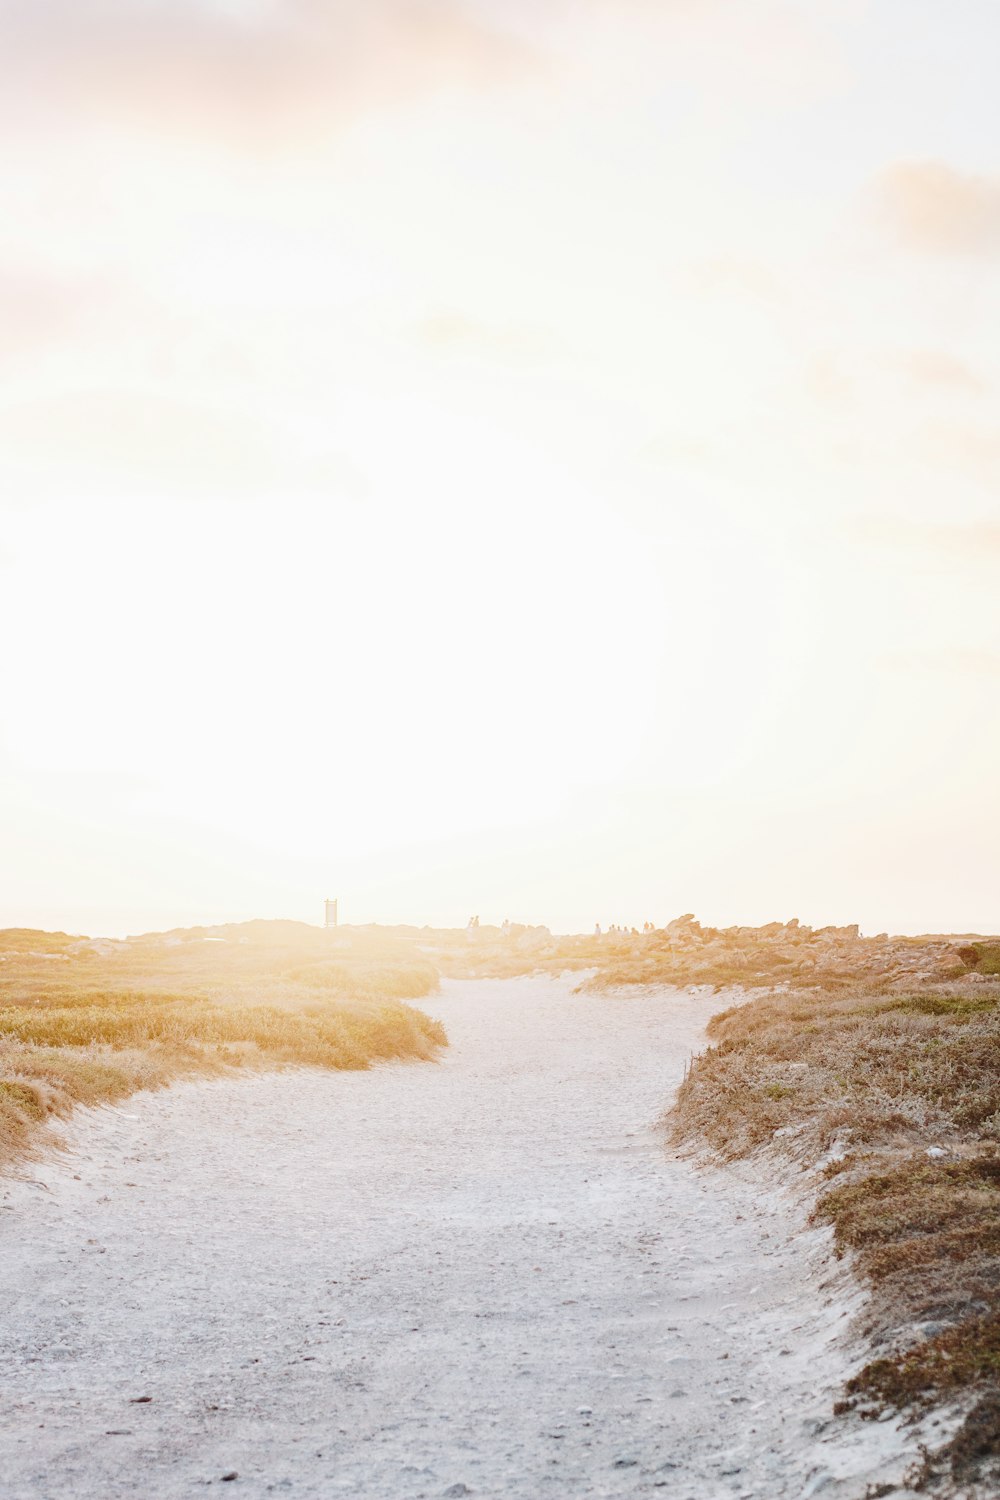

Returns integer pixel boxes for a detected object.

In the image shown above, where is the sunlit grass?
[669,981,1000,1490]
[0,924,446,1170]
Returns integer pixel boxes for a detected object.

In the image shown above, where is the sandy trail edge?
[1,976,921,1499]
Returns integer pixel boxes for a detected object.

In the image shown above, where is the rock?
[221,1474,239,1483]
[129,1396,153,1404]
[665,914,699,937]
[443,1486,472,1497]
[612,1457,638,1468]
[515,927,551,951]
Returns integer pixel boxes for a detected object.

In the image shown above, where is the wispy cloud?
[0,0,530,145]
[852,515,1000,557]
[0,266,105,361]
[873,160,1000,256]
[919,425,1000,495]
[413,312,565,367]
[890,349,985,394]
[0,387,364,500]
[887,647,1000,679]
[684,259,779,301]
[805,353,853,407]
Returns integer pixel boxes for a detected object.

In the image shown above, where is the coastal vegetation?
[668,963,1000,1496]
[0,922,444,1171]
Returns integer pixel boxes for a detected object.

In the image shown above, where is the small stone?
[129,1396,153,1404]
[612,1457,638,1469]
[443,1486,472,1497]
[221,1474,239,1483]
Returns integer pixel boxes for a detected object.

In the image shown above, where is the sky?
[1,0,999,937]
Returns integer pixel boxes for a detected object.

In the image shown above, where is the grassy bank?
[669,977,1000,1495]
[0,923,445,1171]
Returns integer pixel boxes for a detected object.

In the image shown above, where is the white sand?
[0,976,920,1498]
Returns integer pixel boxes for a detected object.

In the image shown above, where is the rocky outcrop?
[596,916,982,991]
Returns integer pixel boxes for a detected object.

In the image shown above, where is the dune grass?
[669,981,1000,1493]
[0,924,445,1171]
[670,987,1000,1160]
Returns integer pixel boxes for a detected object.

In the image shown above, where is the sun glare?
[1,1,998,935]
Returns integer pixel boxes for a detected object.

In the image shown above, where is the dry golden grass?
[0,922,445,1171]
[670,987,1000,1161]
[668,981,1000,1494]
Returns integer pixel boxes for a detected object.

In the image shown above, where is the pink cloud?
[874,160,1000,256]
[891,349,985,393]
[0,266,105,360]
[0,1,530,146]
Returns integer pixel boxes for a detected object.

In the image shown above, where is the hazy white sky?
[2,0,999,936]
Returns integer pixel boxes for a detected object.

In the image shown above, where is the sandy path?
[0,977,913,1499]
